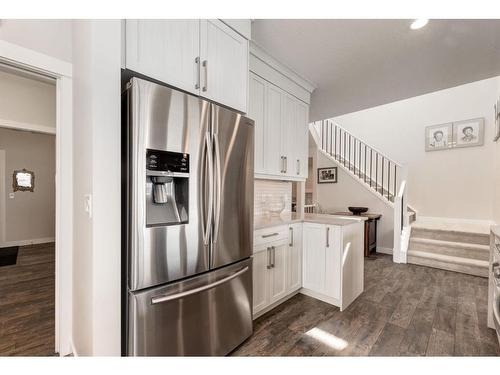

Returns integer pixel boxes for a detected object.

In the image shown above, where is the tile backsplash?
[254,179,292,216]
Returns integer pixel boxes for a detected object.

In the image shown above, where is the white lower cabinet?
[301,221,364,310]
[287,223,302,292]
[252,220,363,316]
[252,224,303,317]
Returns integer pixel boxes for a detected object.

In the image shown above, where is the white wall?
[71,20,121,356]
[315,150,394,250]
[0,69,56,129]
[493,78,500,224]
[328,76,500,221]
[0,19,72,63]
[0,128,55,245]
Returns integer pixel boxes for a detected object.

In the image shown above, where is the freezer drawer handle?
[150,266,249,305]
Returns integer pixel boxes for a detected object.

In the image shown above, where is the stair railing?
[311,119,410,263]
[313,119,402,203]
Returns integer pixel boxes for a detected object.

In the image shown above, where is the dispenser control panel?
[146,149,189,173]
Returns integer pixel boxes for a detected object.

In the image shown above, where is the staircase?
[310,119,411,263]
[310,119,490,276]
[407,222,489,277]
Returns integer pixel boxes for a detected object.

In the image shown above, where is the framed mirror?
[13,169,35,192]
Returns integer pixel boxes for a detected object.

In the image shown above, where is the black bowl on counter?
[348,206,368,216]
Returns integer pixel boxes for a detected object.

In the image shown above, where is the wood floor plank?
[368,323,406,356]
[426,328,455,356]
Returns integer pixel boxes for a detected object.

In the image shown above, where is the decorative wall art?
[13,169,35,192]
[425,118,484,152]
[317,167,337,183]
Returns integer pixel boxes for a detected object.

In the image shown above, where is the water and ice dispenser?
[145,149,189,227]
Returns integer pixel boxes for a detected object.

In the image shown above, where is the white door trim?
[0,150,5,245]
[0,40,73,356]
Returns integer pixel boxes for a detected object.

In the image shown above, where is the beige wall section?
[328,76,500,221]
[315,150,394,250]
[0,68,56,128]
[0,19,73,63]
[493,79,500,224]
[0,128,55,244]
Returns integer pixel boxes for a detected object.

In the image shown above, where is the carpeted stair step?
[408,237,489,261]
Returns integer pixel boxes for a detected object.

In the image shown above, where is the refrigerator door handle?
[203,131,214,247]
[213,131,222,246]
[150,266,249,304]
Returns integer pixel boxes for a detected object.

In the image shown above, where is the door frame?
[0,40,73,356]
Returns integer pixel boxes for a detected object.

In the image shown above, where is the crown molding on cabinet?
[250,41,316,95]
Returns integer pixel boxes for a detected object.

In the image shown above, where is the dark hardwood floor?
[232,254,499,356]
[0,243,55,356]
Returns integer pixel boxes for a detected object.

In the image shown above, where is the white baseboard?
[376,247,393,255]
[0,237,55,248]
[417,216,494,227]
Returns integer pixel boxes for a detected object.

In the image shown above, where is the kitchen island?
[252,212,365,318]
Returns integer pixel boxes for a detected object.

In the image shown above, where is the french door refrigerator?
[123,77,254,356]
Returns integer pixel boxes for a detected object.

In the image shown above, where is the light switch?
[84,194,92,218]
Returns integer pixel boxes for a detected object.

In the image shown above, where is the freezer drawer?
[127,258,253,356]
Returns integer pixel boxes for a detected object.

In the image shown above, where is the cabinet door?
[287,223,302,292]
[252,250,270,315]
[302,223,326,293]
[295,100,309,178]
[281,94,296,177]
[269,244,288,303]
[125,20,200,95]
[324,225,341,300]
[265,84,284,175]
[200,19,248,113]
[248,73,266,174]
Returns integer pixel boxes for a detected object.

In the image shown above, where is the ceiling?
[252,19,500,120]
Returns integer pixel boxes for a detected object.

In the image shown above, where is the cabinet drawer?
[254,226,288,248]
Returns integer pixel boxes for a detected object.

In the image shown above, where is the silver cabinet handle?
[272,246,276,268]
[262,232,279,238]
[202,60,208,92]
[289,227,294,247]
[280,156,284,173]
[492,261,500,272]
[151,266,249,304]
[195,57,200,89]
[326,227,330,248]
[284,156,287,173]
[267,247,272,269]
[296,159,300,175]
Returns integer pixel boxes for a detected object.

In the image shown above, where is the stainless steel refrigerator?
[123,77,254,356]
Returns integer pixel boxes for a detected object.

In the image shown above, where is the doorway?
[0,63,58,355]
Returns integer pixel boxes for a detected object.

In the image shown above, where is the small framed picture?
[425,123,452,152]
[317,167,337,184]
[453,118,484,148]
[13,169,35,192]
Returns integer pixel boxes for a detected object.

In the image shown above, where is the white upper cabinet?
[200,20,248,113]
[126,20,200,95]
[248,73,266,174]
[249,43,315,181]
[125,19,249,113]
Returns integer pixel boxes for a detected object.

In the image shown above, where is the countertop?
[254,212,366,230]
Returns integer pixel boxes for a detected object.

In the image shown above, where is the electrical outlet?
[84,194,92,218]
[8,192,14,199]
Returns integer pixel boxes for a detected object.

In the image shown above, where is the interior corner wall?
[315,149,394,250]
[72,19,121,356]
[322,76,500,222]
[493,79,500,224]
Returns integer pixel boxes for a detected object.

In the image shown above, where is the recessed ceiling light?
[410,19,429,30]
